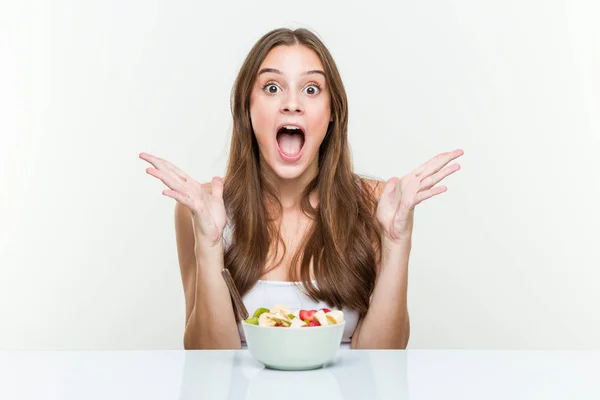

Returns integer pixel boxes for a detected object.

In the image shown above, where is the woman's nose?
[280,91,304,114]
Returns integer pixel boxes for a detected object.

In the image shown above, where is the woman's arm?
[141,153,242,349]
[175,192,241,349]
[351,235,411,349]
[352,150,463,349]
[351,181,411,349]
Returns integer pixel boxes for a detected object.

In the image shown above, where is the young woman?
[140,27,463,350]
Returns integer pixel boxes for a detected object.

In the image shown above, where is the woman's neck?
[260,157,319,210]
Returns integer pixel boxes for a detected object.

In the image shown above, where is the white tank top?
[223,221,360,349]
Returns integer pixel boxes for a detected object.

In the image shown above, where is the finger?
[140,153,190,181]
[160,159,190,181]
[211,177,224,199]
[420,163,461,191]
[413,149,464,177]
[412,150,459,177]
[139,152,162,170]
[414,186,447,206]
[393,178,420,211]
[146,167,186,192]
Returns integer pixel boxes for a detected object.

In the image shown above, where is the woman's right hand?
[139,152,226,247]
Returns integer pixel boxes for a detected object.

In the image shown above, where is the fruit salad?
[244,305,344,328]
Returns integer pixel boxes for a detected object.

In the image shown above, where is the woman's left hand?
[376,149,464,243]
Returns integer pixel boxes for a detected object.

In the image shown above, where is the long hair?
[223,27,381,319]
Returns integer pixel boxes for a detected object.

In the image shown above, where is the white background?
[1,0,598,350]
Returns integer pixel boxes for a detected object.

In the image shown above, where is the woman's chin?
[270,163,308,181]
[259,147,318,182]
[262,157,314,182]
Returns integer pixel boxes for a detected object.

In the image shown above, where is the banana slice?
[313,310,329,326]
[258,312,277,327]
[270,305,291,318]
[325,310,344,324]
[289,318,308,328]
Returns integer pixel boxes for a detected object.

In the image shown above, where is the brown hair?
[223,27,381,319]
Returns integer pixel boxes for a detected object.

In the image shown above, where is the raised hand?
[376,149,464,242]
[139,153,226,247]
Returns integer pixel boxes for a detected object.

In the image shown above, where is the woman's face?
[250,44,331,183]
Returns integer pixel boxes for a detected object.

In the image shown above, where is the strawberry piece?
[299,309,317,322]
[308,321,321,327]
[298,310,309,321]
[321,308,331,313]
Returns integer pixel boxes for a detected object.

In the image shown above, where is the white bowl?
[241,320,345,371]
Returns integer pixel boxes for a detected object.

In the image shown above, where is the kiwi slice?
[252,307,270,318]
[271,316,291,327]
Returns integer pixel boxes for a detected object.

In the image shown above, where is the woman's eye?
[264,84,280,94]
[304,85,320,95]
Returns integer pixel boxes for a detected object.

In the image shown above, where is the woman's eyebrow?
[258,68,325,77]
[304,70,325,77]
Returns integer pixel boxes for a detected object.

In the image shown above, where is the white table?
[1,350,599,399]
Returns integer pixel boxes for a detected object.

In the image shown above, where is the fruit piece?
[321,308,331,313]
[252,307,270,318]
[307,321,321,327]
[258,313,277,327]
[325,310,344,324]
[299,309,317,322]
[270,305,291,317]
[244,316,259,325]
[271,316,291,327]
[290,318,308,328]
[288,313,295,319]
[313,310,329,326]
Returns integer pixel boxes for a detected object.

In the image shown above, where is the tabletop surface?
[1,349,599,399]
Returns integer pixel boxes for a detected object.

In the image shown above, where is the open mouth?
[276,125,305,158]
